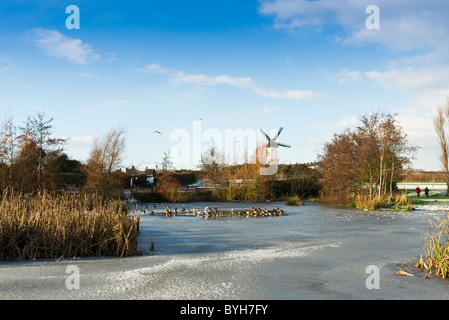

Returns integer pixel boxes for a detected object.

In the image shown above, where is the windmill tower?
[259,127,291,175]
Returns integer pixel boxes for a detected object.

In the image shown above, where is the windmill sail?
[259,127,291,149]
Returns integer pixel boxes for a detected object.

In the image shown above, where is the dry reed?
[354,192,413,211]
[417,213,449,279]
[0,191,141,260]
[355,194,387,210]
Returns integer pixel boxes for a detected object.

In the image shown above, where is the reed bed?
[417,213,449,279]
[0,191,141,260]
[355,194,388,210]
[354,193,413,211]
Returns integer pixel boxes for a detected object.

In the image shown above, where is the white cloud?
[258,0,448,170]
[412,90,449,110]
[137,63,321,100]
[252,87,320,100]
[30,28,99,64]
[64,136,94,161]
[259,0,449,55]
[106,99,129,106]
[362,67,449,170]
[328,69,363,84]
[364,66,449,113]
[259,0,363,29]
[325,66,449,109]
[263,105,283,112]
[138,63,172,75]
[396,108,435,140]
[105,52,118,62]
[334,115,359,129]
[338,70,362,84]
[172,72,253,88]
[0,56,14,72]
[365,67,449,91]
[65,136,94,144]
[396,107,440,170]
[137,63,253,87]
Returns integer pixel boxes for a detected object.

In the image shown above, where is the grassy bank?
[0,191,141,260]
[406,190,449,206]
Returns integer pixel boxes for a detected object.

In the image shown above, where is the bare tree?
[161,151,173,173]
[434,98,449,195]
[0,115,17,189]
[85,127,127,196]
[201,142,222,189]
[28,112,65,187]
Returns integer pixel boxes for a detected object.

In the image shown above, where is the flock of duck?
[136,205,285,219]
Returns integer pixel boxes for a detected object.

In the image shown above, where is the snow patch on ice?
[83,240,341,299]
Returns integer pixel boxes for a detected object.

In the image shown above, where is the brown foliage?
[85,127,127,196]
[156,172,182,202]
[318,112,416,206]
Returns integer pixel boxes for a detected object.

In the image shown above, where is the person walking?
[424,187,429,197]
[415,186,421,197]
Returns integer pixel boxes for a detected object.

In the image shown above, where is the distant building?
[305,162,318,169]
[126,166,156,185]
[143,167,156,176]
[126,165,140,176]
[184,179,215,191]
[126,166,156,176]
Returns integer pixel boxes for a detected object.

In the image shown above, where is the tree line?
[0,113,84,192]
[133,158,321,203]
[0,112,130,196]
[0,112,321,201]
[149,111,419,206]
[0,110,420,206]
[196,143,320,202]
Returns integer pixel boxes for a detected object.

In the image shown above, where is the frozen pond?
[1,201,449,300]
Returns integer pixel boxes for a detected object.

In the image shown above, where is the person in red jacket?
[415,186,421,197]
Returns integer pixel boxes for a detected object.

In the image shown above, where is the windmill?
[259,127,291,149]
[259,127,291,175]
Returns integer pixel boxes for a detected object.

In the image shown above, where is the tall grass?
[417,214,449,279]
[0,191,141,260]
[354,192,413,211]
[284,196,304,206]
[355,194,387,210]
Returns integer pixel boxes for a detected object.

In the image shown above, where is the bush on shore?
[284,196,304,206]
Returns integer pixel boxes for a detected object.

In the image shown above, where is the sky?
[1,0,448,171]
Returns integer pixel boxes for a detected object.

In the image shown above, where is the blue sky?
[1,0,448,171]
